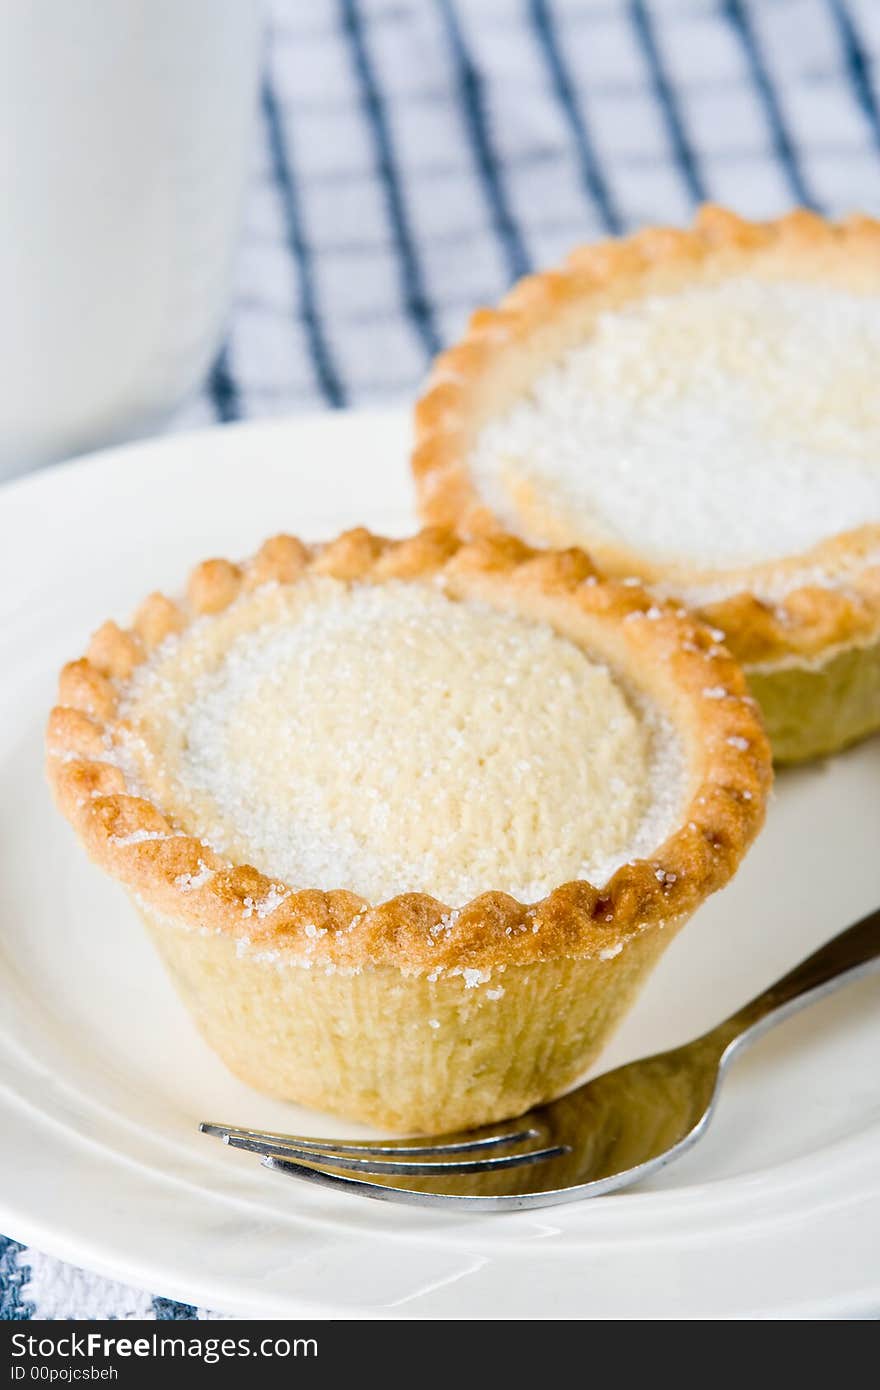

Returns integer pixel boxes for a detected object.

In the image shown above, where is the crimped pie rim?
[412,205,880,668]
[46,526,771,975]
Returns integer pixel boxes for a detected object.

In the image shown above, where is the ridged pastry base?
[747,636,880,764]
[139,902,680,1133]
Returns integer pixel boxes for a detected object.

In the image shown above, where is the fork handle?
[711,904,880,1055]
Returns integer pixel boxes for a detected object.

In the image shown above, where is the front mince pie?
[48,527,770,1131]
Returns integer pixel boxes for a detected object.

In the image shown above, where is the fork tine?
[199,1120,539,1157]
[227,1133,566,1175]
[262,1154,506,1208]
[262,1154,568,1210]
[262,1155,470,1207]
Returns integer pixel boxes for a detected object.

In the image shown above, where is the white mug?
[0,0,263,477]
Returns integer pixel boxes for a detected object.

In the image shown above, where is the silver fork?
[201,905,880,1211]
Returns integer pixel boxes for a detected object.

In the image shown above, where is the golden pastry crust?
[47,526,770,976]
[412,206,880,671]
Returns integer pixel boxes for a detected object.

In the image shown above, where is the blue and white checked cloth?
[4,0,880,1321]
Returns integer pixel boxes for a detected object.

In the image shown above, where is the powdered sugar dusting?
[119,579,686,907]
[471,279,880,568]
[598,943,624,961]
[174,862,213,891]
[460,967,491,988]
[108,829,170,847]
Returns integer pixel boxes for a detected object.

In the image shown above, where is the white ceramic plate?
[1,412,879,1320]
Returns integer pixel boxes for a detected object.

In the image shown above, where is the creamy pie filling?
[117,579,684,905]
[470,279,880,571]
